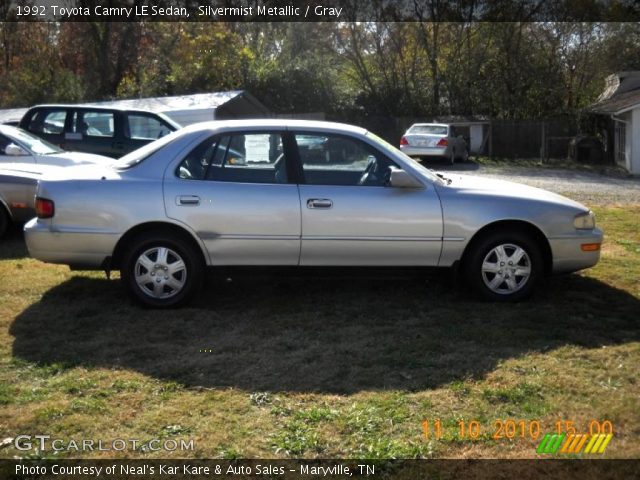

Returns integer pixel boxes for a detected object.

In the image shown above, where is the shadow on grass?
[0,227,28,260]
[9,272,640,393]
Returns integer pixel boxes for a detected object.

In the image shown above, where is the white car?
[0,124,113,167]
[400,123,469,164]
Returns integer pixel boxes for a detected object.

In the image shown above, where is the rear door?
[294,131,443,266]
[64,109,122,157]
[164,130,301,265]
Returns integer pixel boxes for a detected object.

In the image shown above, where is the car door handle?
[307,198,333,209]
[177,195,200,206]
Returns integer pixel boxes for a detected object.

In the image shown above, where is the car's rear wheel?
[465,231,542,302]
[121,231,203,308]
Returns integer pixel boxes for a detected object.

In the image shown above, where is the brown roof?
[590,88,640,114]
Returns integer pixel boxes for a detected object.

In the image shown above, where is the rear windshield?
[408,125,448,135]
[114,129,181,169]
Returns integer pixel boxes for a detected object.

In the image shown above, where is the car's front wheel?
[465,231,542,302]
[121,231,204,308]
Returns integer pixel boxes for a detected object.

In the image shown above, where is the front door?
[293,132,443,266]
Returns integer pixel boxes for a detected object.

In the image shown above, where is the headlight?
[574,211,596,230]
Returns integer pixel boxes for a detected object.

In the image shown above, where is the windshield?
[365,131,442,183]
[115,129,182,169]
[9,128,64,155]
[408,124,448,135]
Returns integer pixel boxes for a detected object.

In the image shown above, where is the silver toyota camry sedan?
[24,120,603,307]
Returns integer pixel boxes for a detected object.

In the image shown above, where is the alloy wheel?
[134,246,187,299]
[481,243,532,295]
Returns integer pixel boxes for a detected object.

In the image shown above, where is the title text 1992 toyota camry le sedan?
[24,120,603,307]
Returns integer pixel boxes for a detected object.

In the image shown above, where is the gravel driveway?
[434,164,640,205]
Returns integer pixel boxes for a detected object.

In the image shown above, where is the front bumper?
[24,218,118,269]
[549,228,604,274]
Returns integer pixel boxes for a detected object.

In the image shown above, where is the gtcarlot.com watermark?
[14,434,194,452]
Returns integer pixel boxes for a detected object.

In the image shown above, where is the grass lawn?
[0,206,638,459]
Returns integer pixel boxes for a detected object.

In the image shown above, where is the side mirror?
[4,143,28,156]
[389,167,423,188]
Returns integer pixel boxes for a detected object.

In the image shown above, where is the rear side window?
[176,132,287,184]
[73,111,115,138]
[126,114,171,140]
[27,110,67,135]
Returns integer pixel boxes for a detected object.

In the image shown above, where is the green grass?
[0,206,639,459]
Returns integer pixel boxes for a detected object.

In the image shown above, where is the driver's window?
[295,133,398,186]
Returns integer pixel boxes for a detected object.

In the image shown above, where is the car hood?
[440,173,588,211]
[35,151,114,166]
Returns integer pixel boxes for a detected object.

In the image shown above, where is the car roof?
[0,124,21,135]
[409,123,450,127]
[24,104,171,115]
[180,119,369,135]
[0,124,37,141]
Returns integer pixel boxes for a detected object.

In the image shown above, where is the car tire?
[121,231,204,308]
[465,230,542,302]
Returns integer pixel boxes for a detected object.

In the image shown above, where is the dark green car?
[19,105,181,158]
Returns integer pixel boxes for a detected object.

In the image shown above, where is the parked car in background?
[400,123,469,164]
[25,120,602,308]
[0,164,64,238]
[0,126,113,238]
[19,105,180,158]
[0,125,113,167]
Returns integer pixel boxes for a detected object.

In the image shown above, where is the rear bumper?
[24,218,117,269]
[400,146,448,157]
[549,228,604,274]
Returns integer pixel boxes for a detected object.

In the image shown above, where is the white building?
[87,90,270,126]
[591,72,640,175]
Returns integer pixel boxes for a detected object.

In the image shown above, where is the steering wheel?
[357,156,377,186]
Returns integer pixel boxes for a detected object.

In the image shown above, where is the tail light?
[35,197,55,219]
[436,138,449,147]
[400,136,409,146]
